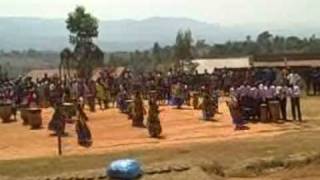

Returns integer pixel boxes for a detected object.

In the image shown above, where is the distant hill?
[0,17,319,52]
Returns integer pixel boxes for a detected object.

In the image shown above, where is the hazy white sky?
[0,0,318,26]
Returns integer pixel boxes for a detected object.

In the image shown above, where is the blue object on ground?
[107,159,143,179]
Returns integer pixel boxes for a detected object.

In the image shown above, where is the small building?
[193,57,250,73]
[251,54,320,68]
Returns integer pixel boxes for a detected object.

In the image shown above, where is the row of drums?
[0,102,77,129]
[260,101,281,122]
[0,103,42,129]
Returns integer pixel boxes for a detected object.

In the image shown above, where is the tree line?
[2,29,320,76]
[107,30,320,72]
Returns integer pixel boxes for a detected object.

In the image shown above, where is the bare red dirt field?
[0,100,303,160]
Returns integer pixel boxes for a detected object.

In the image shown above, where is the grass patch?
[199,161,225,177]
[1,130,320,178]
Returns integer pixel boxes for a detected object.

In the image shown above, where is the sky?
[0,0,318,26]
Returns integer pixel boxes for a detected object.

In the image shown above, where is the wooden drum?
[20,108,29,125]
[191,92,200,110]
[87,95,96,112]
[268,100,280,122]
[125,99,133,115]
[260,104,268,122]
[19,103,30,125]
[0,103,12,123]
[27,108,42,129]
[39,99,50,109]
[62,103,76,118]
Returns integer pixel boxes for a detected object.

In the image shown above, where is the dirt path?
[0,101,306,160]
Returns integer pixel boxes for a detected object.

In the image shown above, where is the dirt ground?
[0,99,306,161]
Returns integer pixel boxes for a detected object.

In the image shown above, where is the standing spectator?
[287,71,302,87]
[276,84,288,121]
[288,85,302,122]
[96,78,107,110]
[87,80,96,112]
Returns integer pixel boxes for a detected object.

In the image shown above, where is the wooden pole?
[57,122,63,156]
[284,57,288,68]
[58,131,62,156]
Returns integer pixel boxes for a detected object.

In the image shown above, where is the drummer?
[7,85,17,121]
[117,85,129,113]
[288,84,302,122]
[26,87,38,108]
[2,84,13,104]
[276,84,288,121]
[211,85,220,114]
[248,84,260,120]
[262,84,272,120]
[172,82,184,109]
[0,87,4,104]
[201,91,215,121]
[191,91,200,109]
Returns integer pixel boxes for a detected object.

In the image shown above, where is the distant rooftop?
[193,57,250,73]
[26,67,126,80]
[252,53,320,67]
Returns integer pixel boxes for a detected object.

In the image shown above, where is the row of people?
[0,67,306,135]
[229,83,302,127]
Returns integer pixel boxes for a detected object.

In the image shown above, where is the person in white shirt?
[287,71,302,86]
[276,85,288,121]
[288,85,302,121]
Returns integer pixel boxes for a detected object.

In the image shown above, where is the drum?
[87,95,96,112]
[19,103,29,125]
[191,92,200,109]
[0,103,12,123]
[260,104,268,122]
[147,120,162,138]
[125,99,133,104]
[20,108,29,125]
[62,103,76,118]
[125,99,133,115]
[268,100,280,122]
[27,108,42,129]
[149,91,158,100]
[39,99,50,108]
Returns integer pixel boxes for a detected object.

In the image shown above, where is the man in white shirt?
[288,85,302,121]
[287,71,302,87]
[276,85,288,121]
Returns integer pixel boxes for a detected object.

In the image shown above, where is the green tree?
[243,35,258,55]
[183,30,193,60]
[174,30,193,70]
[174,30,184,60]
[66,6,98,45]
[306,35,320,53]
[195,39,208,49]
[273,36,286,53]
[257,31,273,54]
[65,6,104,80]
[152,42,162,63]
[286,36,303,52]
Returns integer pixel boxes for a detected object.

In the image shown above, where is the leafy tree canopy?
[66,6,99,44]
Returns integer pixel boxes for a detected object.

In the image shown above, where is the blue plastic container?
[107,159,143,179]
